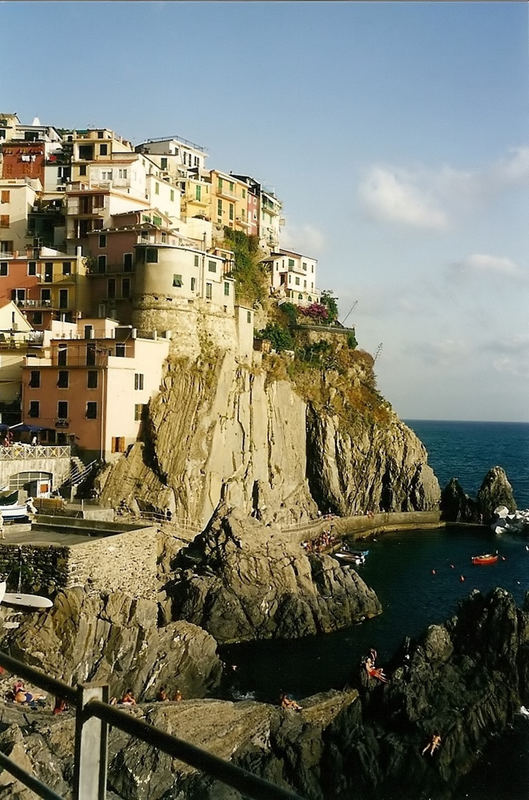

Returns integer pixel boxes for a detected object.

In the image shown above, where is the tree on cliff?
[222,228,269,306]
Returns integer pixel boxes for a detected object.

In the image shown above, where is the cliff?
[99,332,440,527]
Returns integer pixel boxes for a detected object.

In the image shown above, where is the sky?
[1,1,528,422]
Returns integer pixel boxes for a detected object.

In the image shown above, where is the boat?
[471,553,499,566]
[333,549,367,565]
[1,592,53,609]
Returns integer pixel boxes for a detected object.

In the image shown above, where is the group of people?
[156,687,183,702]
[6,679,46,709]
[301,528,338,554]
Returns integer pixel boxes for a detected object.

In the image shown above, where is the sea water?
[220,420,529,798]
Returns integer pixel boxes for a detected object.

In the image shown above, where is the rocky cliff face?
[440,466,517,524]
[3,588,529,800]
[165,508,382,643]
[100,343,440,526]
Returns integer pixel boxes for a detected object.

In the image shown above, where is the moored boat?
[333,549,367,565]
[471,553,499,566]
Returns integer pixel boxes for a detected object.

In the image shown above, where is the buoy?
[431,569,436,575]
[450,564,455,569]
[501,556,506,561]
[460,575,465,582]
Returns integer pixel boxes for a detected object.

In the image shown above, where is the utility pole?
[374,342,383,363]
[341,300,358,326]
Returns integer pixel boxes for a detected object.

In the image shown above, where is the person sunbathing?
[120,689,136,706]
[422,733,442,756]
[364,656,388,683]
[280,693,302,711]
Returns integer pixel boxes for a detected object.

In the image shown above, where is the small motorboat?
[334,549,367,566]
[471,553,499,566]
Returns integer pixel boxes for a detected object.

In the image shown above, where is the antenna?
[374,342,383,363]
[341,300,358,326]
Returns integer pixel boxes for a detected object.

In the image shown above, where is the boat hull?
[471,554,499,566]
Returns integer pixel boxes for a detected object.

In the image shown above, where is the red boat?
[471,553,499,566]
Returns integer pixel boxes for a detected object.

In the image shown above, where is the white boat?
[0,501,28,520]
[2,592,53,609]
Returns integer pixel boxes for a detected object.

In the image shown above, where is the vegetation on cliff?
[222,227,269,306]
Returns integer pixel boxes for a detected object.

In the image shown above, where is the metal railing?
[0,444,71,460]
[0,650,306,800]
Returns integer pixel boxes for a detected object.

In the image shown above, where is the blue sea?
[405,419,529,508]
[221,420,529,798]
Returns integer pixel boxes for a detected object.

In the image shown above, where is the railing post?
[73,683,109,800]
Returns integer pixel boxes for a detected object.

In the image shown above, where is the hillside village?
[0,112,327,468]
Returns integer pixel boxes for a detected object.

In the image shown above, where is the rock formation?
[4,588,222,700]
[99,346,440,528]
[441,466,517,525]
[476,466,517,523]
[165,508,382,643]
[2,587,529,799]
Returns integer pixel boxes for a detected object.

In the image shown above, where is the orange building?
[22,318,169,460]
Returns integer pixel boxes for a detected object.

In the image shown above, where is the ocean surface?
[220,419,529,798]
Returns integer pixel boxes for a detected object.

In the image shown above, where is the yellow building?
[69,128,134,183]
[208,170,251,241]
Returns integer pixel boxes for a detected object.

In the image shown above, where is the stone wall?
[0,524,158,600]
[0,454,71,493]
[66,527,158,599]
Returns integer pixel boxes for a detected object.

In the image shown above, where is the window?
[62,261,71,276]
[172,274,183,287]
[40,288,51,304]
[57,401,68,419]
[160,157,168,170]
[1,191,10,203]
[247,310,252,323]
[191,277,196,291]
[79,165,87,176]
[302,262,307,271]
[108,279,116,299]
[86,343,96,366]
[32,311,42,325]
[87,370,98,389]
[217,177,223,192]
[99,234,106,248]
[58,345,67,365]
[224,282,230,296]
[28,261,36,276]
[155,182,159,195]
[122,278,130,297]
[101,170,112,180]
[145,248,158,263]
[99,144,108,155]
[194,254,199,267]
[205,282,212,300]
[11,288,25,304]
[29,370,40,388]
[118,168,127,179]
[134,373,144,390]
[28,401,39,418]
[288,258,295,268]
[242,189,246,199]
[111,436,126,453]
[57,370,69,388]
[59,289,68,309]
[217,199,222,216]
[123,253,133,271]
[229,181,234,192]
[229,204,234,221]
[0,215,9,228]
[115,343,125,357]
[195,185,201,201]
[208,261,216,273]
[295,277,300,286]
[86,402,97,419]
[134,404,143,421]
[97,131,104,139]
[0,262,7,276]
[44,262,53,282]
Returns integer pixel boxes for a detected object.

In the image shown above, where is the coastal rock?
[476,466,517,523]
[99,349,440,526]
[166,508,382,643]
[4,588,222,700]
[440,478,477,523]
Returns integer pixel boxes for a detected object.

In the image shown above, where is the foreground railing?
[0,651,305,800]
[0,445,71,461]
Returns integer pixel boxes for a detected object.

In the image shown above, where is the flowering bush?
[298,303,329,322]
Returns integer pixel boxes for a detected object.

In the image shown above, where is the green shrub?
[257,323,294,352]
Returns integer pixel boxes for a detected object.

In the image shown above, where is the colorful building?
[22,318,169,460]
[265,249,320,306]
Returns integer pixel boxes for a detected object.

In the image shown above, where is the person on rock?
[173,689,183,702]
[422,733,442,756]
[120,689,136,706]
[364,656,388,683]
[14,687,46,707]
[53,697,69,715]
[157,687,168,701]
[279,692,302,711]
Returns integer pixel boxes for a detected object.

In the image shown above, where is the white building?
[266,249,320,306]
[0,178,42,255]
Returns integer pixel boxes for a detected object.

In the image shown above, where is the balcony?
[55,418,69,429]
[0,444,70,460]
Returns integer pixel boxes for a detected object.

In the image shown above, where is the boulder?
[477,466,516,523]
[440,478,478,522]
[167,508,382,643]
[4,588,222,700]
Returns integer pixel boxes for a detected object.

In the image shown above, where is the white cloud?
[451,253,527,280]
[280,223,325,255]
[358,167,448,229]
[358,145,529,230]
